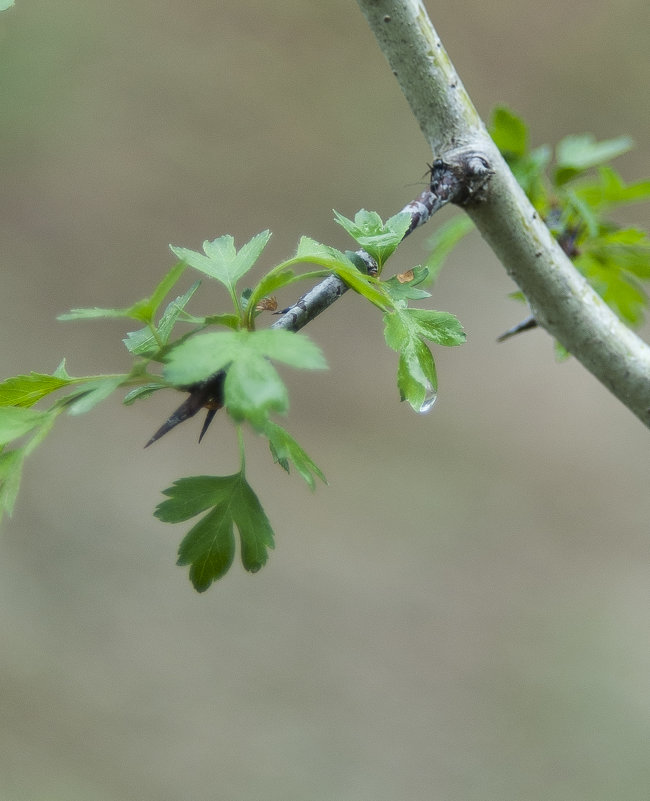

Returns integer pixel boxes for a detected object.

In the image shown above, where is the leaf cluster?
[1,208,465,588]
[4,104,647,590]
[490,107,650,330]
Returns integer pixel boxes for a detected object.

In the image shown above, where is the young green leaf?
[163,329,326,426]
[0,372,72,408]
[123,280,200,356]
[424,215,475,284]
[554,134,634,185]
[384,307,464,411]
[0,450,23,523]
[264,420,327,489]
[155,472,275,591]
[163,329,326,387]
[170,231,271,297]
[65,375,127,415]
[58,262,188,325]
[396,338,438,412]
[292,237,391,309]
[386,308,466,347]
[245,269,297,320]
[575,251,648,326]
[333,208,411,268]
[573,167,650,212]
[489,106,528,158]
[225,355,289,425]
[122,383,168,405]
[0,406,52,446]
[383,266,432,301]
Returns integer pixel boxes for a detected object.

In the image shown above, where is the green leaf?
[584,229,650,279]
[407,308,466,345]
[230,478,275,573]
[0,450,23,522]
[555,134,634,185]
[0,1,16,10]
[176,507,236,590]
[58,262,188,325]
[170,231,271,296]
[489,106,528,158]
[163,329,326,387]
[264,420,327,489]
[0,372,72,407]
[225,355,288,424]
[396,339,438,411]
[58,305,147,322]
[293,237,391,309]
[508,145,552,209]
[385,308,466,348]
[333,208,411,267]
[65,375,126,415]
[383,266,432,301]
[293,236,356,271]
[243,329,328,369]
[564,188,600,239]
[0,406,51,446]
[424,215,475,284]
[163,331,239,385]
[384,307,463,411]
[122,383,168,405]
[163,329,325,426]
[155,475,234,522]
[246,269,297,314]
[147,261,188,318]
[576,252,647,326]
[123,280,200,355]
[156,472,275,590]
[574,167,650,211]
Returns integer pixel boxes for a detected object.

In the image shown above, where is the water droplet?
[417,384,437,414]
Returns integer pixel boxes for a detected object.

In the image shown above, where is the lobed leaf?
[156,472,275,591]
[163,329,326,387]
[171,231,271,295]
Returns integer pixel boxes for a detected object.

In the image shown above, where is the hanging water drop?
[417,383,438,414]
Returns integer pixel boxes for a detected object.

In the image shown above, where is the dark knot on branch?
[428,152,493,206]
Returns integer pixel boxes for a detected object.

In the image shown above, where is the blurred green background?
[1,1,649,799]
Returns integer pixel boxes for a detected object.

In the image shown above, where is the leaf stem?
[236,424,246,473]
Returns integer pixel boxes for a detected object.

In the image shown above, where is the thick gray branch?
[357,0,650,428]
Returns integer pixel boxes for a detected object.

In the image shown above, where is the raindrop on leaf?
[417,383,438,414]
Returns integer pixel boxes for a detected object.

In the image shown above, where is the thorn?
[144,394,205,447]
[497,315,538,342]
[198,408,218,443]
[144,371,226,447]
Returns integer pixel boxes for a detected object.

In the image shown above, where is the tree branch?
[146,156,490,445]
[357,0,650,428]
[272,154,490,333]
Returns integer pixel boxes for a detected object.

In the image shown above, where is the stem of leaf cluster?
[236,425,246,472]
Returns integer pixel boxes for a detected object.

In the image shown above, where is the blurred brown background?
[1,1,649,799]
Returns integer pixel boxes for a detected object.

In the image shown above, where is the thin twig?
[146,156,491,445]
